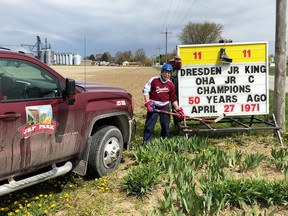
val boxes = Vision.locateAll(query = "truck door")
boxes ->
[0,58,84,179]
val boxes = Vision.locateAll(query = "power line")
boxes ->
[156,0,198,62]
[169,0,198,33]
[167,0,189,31]
[156,0,174,52]
[161,28,172,63]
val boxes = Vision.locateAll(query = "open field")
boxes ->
[51,65,159,115]
[1,66,287,215]
[51,66,288,215]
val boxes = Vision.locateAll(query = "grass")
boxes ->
[0,66,287,215]
[269,66,288,76]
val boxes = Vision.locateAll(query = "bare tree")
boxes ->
[178,21,223,44]
[134,48,146,65]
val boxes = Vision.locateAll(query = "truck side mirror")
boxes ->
[66,78,76,105]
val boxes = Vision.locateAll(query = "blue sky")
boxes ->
[0,0,281,58]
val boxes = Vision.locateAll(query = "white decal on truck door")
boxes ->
[18,105,58,139]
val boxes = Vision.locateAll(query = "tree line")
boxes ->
[84,21,226,66]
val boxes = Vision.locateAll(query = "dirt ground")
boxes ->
[52,65,163,215]
[51,65,158,115]
[51,65,287,215]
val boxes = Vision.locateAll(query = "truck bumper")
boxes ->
[127,117,136,151]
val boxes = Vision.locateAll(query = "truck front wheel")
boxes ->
[88,126,123,177]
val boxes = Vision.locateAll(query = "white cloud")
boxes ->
[0,0,283,57]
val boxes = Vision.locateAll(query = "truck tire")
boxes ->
[88,125,123,177]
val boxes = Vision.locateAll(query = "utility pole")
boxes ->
[274,0,286,134]
[156,47,162,65]
[161,28,172,63]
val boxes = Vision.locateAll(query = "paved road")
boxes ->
[269,76,288,92]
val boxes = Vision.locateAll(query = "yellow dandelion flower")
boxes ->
[38,203,42,207]
[8,212,13,216]
[35,196,39,200]
[39,194,43,197]
[26,203,31,208]
[50,203,56,208]
[44,209,49,214]
[1,207,9,212]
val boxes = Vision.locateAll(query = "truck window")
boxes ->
[0,59,61,101]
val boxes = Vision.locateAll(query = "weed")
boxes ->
[239,153,267,172]
[120,163,161,197]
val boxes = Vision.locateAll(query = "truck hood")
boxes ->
[75,80,127,93]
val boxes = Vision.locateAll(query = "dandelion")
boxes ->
[38,203,42,207]
[1,207,9,212]
[26,203,31,208]
[50,203,56,208]
[43,209,49,214]
[66,204,74,209]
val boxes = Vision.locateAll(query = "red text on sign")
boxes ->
[188,96,200,104]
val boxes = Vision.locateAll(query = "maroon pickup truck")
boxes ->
[0,49,136,196]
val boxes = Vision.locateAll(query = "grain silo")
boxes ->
[73,54,81,65]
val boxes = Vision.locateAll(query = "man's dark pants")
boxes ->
[143,105,170,143]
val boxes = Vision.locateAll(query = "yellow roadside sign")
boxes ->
[177,41,269,117]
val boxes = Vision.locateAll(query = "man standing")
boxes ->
[143,60,184,143]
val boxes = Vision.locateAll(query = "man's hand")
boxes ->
[175,107,185,120]
[169,56,182,71]
[145,100,156,113]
